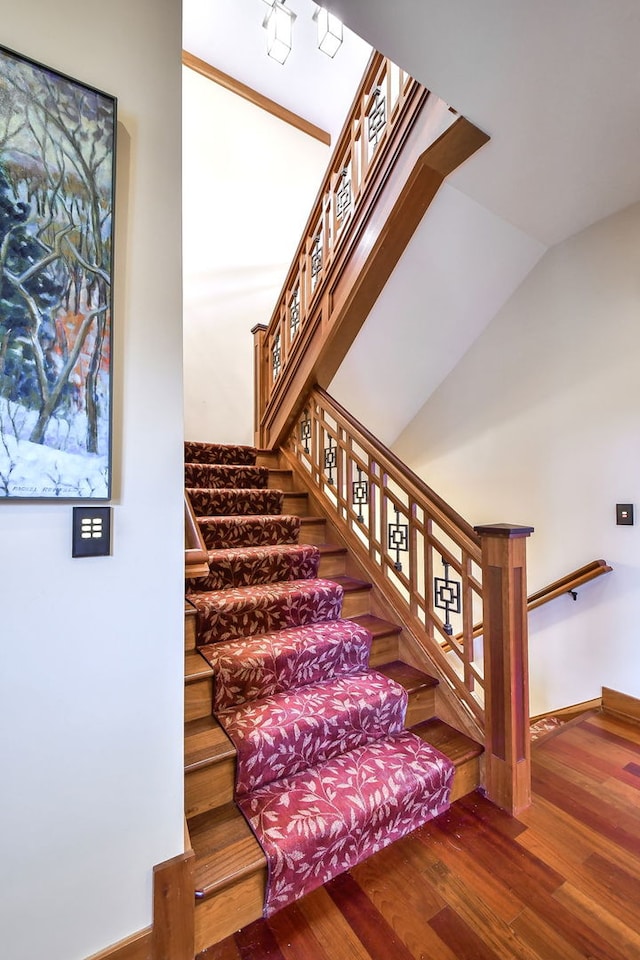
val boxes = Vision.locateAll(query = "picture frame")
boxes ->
[0,44,116,499]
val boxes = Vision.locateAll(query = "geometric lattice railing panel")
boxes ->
[256,52,450,417]
[288,386,485,723]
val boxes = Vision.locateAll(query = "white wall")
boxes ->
[182,67,330,445]
[394,201,640,715]
[330,182,545,445]
[0,4,184,960]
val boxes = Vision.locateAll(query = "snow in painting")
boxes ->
[0,47,114,498]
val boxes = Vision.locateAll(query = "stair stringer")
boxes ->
[279,445,485,751]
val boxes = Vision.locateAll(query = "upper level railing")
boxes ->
[253,53,488,449]
[259,53,426,408]
[284,386,535,814]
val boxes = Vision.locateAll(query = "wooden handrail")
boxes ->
[527,558,612,611]
[185,491,209,578]
[449,558,613,644]
[314,386,480,547]
[254,51,489,448]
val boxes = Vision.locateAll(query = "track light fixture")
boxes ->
[262,0,296,65]
[261,2,344,64]
[314,6,343,58]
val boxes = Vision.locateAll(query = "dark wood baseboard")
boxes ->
[602,686,640,723]
[530,696,601,724]
[85,929,151,960]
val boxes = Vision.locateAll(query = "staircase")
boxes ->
[184,441,483,951]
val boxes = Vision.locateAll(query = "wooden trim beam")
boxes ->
[182,51,331,146]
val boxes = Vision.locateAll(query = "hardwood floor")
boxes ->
[198,710,640,960]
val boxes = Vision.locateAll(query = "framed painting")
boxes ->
[0,44,116,499]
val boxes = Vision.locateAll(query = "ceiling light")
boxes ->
[314,6,343,58]
[262,1,296,65]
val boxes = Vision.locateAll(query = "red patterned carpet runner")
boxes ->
[185,441,455,916]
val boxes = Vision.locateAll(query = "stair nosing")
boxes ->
[194,849,266,899]
[185,717,236,771]
[185,651,214,684]
[410,717,484,764]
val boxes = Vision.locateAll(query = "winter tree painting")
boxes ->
[0,45,115,498]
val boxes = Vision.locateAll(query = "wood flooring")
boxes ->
[198,709,640,960]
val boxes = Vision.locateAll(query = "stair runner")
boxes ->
[185,441,455,917]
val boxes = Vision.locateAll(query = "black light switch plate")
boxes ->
[72,506,112,557]
[616,503,634,526]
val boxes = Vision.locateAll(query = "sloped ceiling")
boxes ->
[326,0,640,441]
[328,0,640,247]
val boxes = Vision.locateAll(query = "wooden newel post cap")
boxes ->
[251,323,268,336]
[474,523,534,538]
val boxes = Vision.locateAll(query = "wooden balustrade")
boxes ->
[254,52,489,449]
[286,388,535,813]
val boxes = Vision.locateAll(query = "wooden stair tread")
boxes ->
[411,717,484,766]
[185,650,214,684]
[190,802,266,898]
[185,716,235,771]
[329,575,373,593]
[351,614,402,640]
[377,659,438,693]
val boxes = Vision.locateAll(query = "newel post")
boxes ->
[474,522,534,815]
[251,323,268,448]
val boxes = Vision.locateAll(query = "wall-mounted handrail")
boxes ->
[448,558,613,645]
[185,491,209,578]
[286,386,534,813]
[527,559,612,610]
